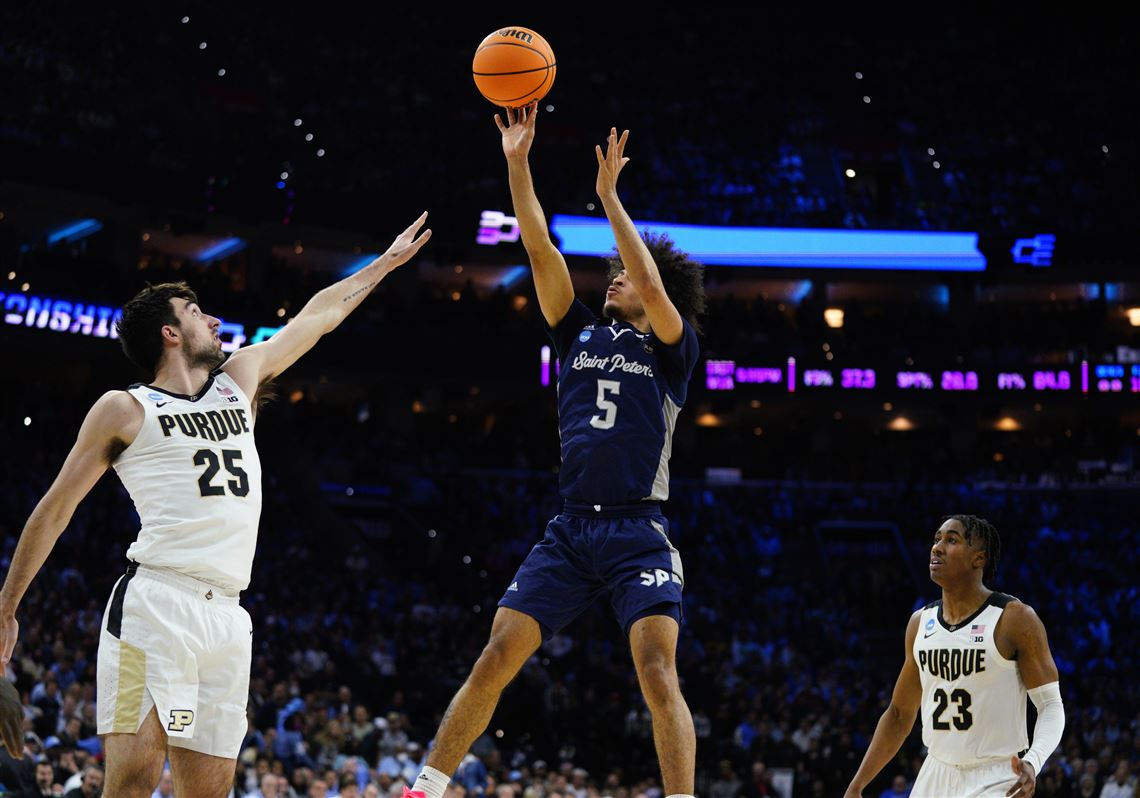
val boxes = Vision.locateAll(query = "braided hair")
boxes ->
[944,514,1001,583]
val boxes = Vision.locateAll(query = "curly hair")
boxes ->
[605,232,707,333]
[116,282,198,377]
[943,514,1002,583]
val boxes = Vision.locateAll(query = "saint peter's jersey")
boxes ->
[914,592,1029,765]
[548,299,700,505]
[113,369,262,591]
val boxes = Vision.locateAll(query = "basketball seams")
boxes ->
[474,40,552,64]
[473,64,558,77]
[499,67,553,104]
[478,78,551,103]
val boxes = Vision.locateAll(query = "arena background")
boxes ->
[0,9,1136,798]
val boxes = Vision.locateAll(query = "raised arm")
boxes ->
[222,212,431,397]
[844,611,924,798]
[594,128,684,345]
[494,102,574,328]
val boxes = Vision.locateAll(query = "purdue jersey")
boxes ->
[914,592,1028,765]
[548,299,700,505]
[113,370,262,591]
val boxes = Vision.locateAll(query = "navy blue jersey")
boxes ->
[547,299,700,505]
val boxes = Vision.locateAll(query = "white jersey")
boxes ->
[113,370,262,591]
[914,592,1028,765]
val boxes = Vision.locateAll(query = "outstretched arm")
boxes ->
[595,128,684,345]
[495,103,575,328]
[222,213,431,397]
[844,612,924,798]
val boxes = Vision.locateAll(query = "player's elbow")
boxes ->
[519,223,554,246]
[317,305,347,333]
[28,494,75,540]
[885,700,918,729]
[525,240,561,268]
[638,281,670,312]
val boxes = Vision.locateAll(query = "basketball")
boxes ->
[472,27,556,108]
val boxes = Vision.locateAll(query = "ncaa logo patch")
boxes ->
[147,393,165,403]
[578,330,592,343]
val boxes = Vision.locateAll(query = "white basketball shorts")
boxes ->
[97,562,252,759]
[912,754,1020,798]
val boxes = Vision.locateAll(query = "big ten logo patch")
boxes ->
[640,568,682,588]
[168,710,195,732]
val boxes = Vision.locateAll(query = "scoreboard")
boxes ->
[703,359,1140,396]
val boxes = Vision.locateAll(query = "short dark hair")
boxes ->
[606,232,707,332]
[116,282,198,377]
[944,514,1001,583]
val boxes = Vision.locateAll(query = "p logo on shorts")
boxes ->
[168,709,195,732]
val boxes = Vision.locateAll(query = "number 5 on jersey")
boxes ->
[590,379,621,430]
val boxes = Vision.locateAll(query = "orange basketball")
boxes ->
[472,27,556,108]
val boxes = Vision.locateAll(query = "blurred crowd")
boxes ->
[0,10,1132,235]
[0,424,1136,796]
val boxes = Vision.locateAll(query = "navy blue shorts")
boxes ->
[497,503,684,640]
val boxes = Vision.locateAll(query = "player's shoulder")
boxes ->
[555,298,598,328]
[93,389,144,418]
[904,607,926,635]
[81,390,144,441]
[992,593,1048,638]
[921,598,942,611]
[902,608,927,652]
[989,591,1021,610]
[993,593,1039,622]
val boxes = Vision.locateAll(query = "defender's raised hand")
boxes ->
[595,127,630,200]
[379,211,432,271]
[495,101,539,161]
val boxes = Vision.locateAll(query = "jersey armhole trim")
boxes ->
[989,603,1021,669]
[989,591,1018,608]
[113,390,149,461]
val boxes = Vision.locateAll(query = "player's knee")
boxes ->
[636,658,680,708]
[104,737,165,797]
[105,764,162,798]
[471,636,525,689]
